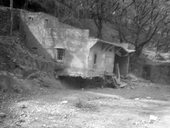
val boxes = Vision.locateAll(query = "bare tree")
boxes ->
[78,0,120,39]
[154,20,170,53]
[10,0,13,35]
[113,0,168,56]
[26,0,169,55]
[51,0,120,39]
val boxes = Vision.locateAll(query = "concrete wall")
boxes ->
[142,65,170,84]
[131,58,170,85]
[20,11,93,77]
[20,16,52,61]
[21,11,129,78]
[88,41,115,76]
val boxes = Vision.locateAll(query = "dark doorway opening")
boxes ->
[114,53,129,77]
[142,65,151,80]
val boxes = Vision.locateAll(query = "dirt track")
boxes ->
[1,83,170,128]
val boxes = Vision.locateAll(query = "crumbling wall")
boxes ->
[150,65,170,84]
[20,11,92,77]
[88,42,115,76]
[19,15,53,61]
[131,58,170,85]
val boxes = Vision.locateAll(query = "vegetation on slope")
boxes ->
[1,0,170,55]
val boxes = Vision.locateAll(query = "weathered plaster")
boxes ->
[20,11,133,78]
[20,11,92,77]
[88,41,115,76]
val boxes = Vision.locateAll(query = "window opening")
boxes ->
[94,53,97,64]
[45,19,48,23]
[57,48,65,61]
[28,17,33,21]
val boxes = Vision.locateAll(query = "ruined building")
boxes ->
[20,11,135,78]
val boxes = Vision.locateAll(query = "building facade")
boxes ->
[20,11,134,78]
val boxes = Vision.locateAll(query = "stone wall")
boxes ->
[131,58,170,85]
[150,65,170,84]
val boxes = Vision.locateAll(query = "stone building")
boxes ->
[20,11,134,78]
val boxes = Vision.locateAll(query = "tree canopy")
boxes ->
[1,0,170,55]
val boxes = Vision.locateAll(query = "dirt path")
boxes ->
[1,85,170,128]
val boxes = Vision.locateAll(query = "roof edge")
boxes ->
[98,39,135,53]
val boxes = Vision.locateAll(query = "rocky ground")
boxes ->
[1,76,170,128]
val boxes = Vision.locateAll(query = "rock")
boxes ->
[134,98,140,101]
[120,83,127,88]
[20,104,27,109]
[15,123,21,127]
[149,115,158,123]
[61,101,68,104]
[0,112,6,118]
[130,86,135,89]
[19,119,25,123]
[20,113,27,117]
[42,124,47,127]
[15,119,25,126]
[146,97,151,99]
[0,119,3,123]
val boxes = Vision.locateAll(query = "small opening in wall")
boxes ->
[28,17,33,21]
[56,48,65,61]
[32,47,38,50]
[45,19,48,23]
[94,53,97,64]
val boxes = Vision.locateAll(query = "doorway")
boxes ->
[114,54,129,77]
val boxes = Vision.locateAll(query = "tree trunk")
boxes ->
[135,46,143,56]
[10,0,13,36]
[96,19,103,39]
[118,29,123,43]
[23,0,28,9]
[97,24,102,39]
